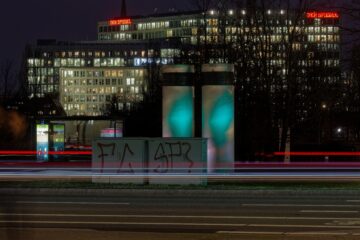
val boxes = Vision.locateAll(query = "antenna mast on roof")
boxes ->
[121,0,127,18]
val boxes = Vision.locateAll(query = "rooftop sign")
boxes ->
[108,18,132,26]
[306,12,339,19]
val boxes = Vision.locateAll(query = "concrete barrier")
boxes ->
[92,138,207,185]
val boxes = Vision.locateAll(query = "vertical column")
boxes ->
[202,64,235,173]
[162,65,195,138]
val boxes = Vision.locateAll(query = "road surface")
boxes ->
[1,189,360,239]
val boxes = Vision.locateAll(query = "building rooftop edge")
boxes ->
[100,9,340,22]
[32,38,182,47]
[101,10,203,22]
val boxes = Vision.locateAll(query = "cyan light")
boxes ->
[168,91,193,137]
[209,91,234,147]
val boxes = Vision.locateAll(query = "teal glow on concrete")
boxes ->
[168,92,193,137]
[209,91,234,147]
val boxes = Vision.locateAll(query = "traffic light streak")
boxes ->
[0,151,91,155]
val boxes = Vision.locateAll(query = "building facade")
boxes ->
[98,10,340,48]
[25,40,182,116]
[60,67,146,116]
[25,4,341,117]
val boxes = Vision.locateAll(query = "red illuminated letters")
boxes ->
[108,19,132,26]
[306,12,339,19]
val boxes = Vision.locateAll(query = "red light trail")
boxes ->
[0,151,91,156]
[274,152,360,156]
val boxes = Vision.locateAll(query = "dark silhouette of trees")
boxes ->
[0,60,15,102]
[210,0,338,160]
[183,0,341,161]
[222,0,313,160]
[106,41,164,137]
[123,62,162,137]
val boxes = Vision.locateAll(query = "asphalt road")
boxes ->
[1,190,360,239]
[3,169,360,183]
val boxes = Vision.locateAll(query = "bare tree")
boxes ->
[0,60,14,102]
[332,0,360,33]
[181,0,340,160]
[220,0,339,160]
[188,0,214,12]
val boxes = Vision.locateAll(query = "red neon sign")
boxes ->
[306,12,339,19]
[108,18,132,26]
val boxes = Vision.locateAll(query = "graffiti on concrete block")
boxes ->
[94,138,206,176]
[97,143,116,173]
[153,141,194,173]
[94,140,144,174]
[118,143,135,174]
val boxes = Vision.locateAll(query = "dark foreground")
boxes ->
[0,188,360,239]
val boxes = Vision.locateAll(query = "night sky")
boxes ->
[0,0,355,63]
[0,0,189,62]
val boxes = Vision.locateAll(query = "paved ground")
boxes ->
[1,189,360,239]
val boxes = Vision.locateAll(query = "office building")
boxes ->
[25,0,340,117]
